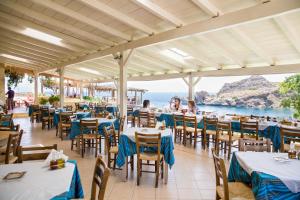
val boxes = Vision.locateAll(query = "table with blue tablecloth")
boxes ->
[69,118,119,139]
[0,160,84,200]
[106,106,118,115]
[53,111,91,127]
[228,152,300,200]
[116,127,175,183]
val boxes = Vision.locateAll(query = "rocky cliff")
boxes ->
[195,75,284,108]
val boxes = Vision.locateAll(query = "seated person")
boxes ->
[139,100,150,126]
[187,100,198,114]
[170,97,182,112]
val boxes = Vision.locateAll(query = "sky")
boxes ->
[128,73,294,93]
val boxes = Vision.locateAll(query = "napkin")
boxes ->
[43,149,68,167]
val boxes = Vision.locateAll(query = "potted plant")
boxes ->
[48,95,60,107]
[5,69,24,87]
[39,97,49,105]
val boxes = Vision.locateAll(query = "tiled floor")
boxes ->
[13,117,231,200]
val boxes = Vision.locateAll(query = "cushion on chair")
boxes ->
[216,182,255,200]
[109,146,118,154]
[175,126,183,130]
[205,130,216,135]
[139,152,163,161]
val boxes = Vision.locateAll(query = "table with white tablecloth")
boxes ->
[228,152,300,200]
[0,160,83,200]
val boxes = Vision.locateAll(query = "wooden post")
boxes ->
[58,67,65,107]
[0,63,5,106]
[80,81,83,100]
[183,74,202,101]
[34,72,39,104]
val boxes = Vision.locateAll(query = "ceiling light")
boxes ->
[78,67,101,75]
[0,54,29,63]
[169,48,189,57]
[22,28,62,45]
[160,49,185,63]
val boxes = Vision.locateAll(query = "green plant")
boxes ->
[5,69,24,87]
[48,95,60,104]
[39,97,48,105]
[280,74,300,119]
[83,96,92,101]
[42,76,57,94]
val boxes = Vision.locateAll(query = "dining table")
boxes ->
[116,127,175,183]
[228,151,300,200]
[0,160,84,200]
[53,111,91,127]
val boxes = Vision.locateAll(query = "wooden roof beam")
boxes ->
[42,0,300,71]
[79,0,155,34]
[191,0,223,16]
[31,0,130,41]
[132,0,184,27]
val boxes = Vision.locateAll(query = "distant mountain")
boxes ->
[195,75,285,108]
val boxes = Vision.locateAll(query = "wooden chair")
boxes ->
[240,120,259,140]
[138,111,148,127]
[173,114,184,143]
[216,121,239,159]
[103,124,118,170]
[239,139,271,152]
[127,106,134,125]
[203,117,218,149]
[75,103,80,111]
[30,105,40,123]
[183,115,202,148]
[135,132,164,188]
[79,119,101,158]
[280,126,300,152]
[211,149,255,200]
[64,105,73,111]
[90,156,110,200]
[0,130,23,164]
[0,113,14,131]
[59,112,73,140]
[147,112,156,128]
[117,115,126,143]
[18,144,57,162]
[41,107,54,129]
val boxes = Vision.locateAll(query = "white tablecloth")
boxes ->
[122,127,172,142]
[0,161,75,200]
[236,152,300,193]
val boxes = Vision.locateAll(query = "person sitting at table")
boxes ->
[187,100,197,114]
[170,97,182,112]
[139,100,150,126]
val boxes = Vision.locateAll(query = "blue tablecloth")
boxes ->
[116,134,175,168]
[78,104,89,110]
[106,106,118,115]
[51,160,84,200]
[53,112,91,127]
[69,118,119,139]
[228,153,300,200]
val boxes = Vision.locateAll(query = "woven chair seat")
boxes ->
[140,152,163,161]
[216,182,254,200]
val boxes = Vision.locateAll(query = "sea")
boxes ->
[141,92,293,119]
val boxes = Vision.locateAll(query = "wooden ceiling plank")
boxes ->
[79,0,155,34]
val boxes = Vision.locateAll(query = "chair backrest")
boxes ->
[173,114,184,129]
[147,112,156,128]
[5,131,23,164]
[64,105,73,111]
[204,117,218,131]
[280,126,300,152]
[127,106,133,114]
[18,144,57,162]
[31,105,40,113]
[75,103,80,110]
[183,115,197,131]
[138,111,148,127]
[216,121,232,139]
[80,119,99,134]
[239,139,271,152]
[135,132,161,161]
[118,115,126,134]
[0,113,13,127]
[91,156,110,200]
[211,148,229,200]
[240,120,258,140]
[41,107,51,117]
[103,124,118,152]
[59,112,73,124]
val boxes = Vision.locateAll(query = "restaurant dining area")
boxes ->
[1,0,300,200]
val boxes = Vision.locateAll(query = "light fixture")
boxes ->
[78,67,101,75]
[160,48,193,63]
[169,48,189,57]
[0,54,30,63]
[22,28,62,45]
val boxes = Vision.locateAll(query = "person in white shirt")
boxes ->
[139,100,150,127]
[170,97,182,112]
[187,100,198,114]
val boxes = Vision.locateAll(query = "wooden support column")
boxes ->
[183,74,202,100]
[34,71,39,104]
[0,63,5,106]
[113,79,119,105]
[117,49,134,121]
[134,90,137,105]
[58,67,65,107]
[80,81,83,100]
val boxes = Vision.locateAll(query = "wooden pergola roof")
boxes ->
[0,0,300,82]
